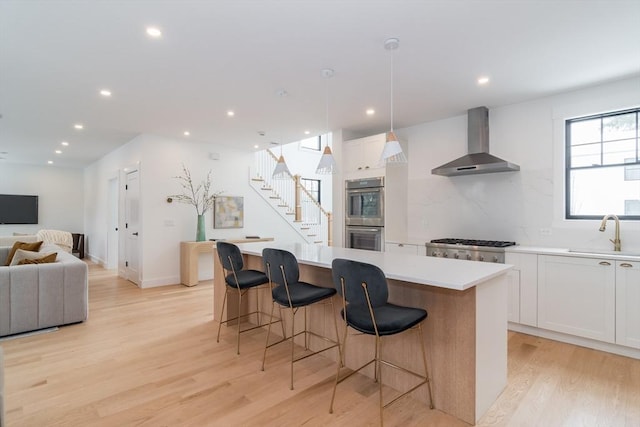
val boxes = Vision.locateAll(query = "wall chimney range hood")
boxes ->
[431,106,520,177]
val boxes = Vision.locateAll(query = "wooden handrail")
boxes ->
[263,148,332,245]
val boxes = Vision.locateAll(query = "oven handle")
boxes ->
[347,227,381,233]
[347,187,383,194]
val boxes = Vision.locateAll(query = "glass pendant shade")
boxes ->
[272,154,291,179]
[380,131,407,164]
[316,145,338,174]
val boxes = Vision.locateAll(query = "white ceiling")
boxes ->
[1,0,639,169]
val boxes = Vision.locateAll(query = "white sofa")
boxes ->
[0,244,88,337]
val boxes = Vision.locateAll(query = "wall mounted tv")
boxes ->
[0,194,39,224]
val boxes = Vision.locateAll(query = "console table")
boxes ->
[180,238,273,286]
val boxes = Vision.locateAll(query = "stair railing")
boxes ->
[252,149,333,246]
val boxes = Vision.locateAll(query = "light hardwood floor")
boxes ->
[2,262,639,426]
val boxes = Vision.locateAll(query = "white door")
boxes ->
[107,177,119,269]
[124,169,140,285]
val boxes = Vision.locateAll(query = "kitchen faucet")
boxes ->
[599,214,621,251]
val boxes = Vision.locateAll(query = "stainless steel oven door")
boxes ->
[345,186,384,227]
[345,226,384,252]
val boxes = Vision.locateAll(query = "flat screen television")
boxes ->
[0,194,39,224]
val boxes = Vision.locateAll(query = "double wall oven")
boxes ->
[345,177,384,251]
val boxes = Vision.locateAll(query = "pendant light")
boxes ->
[379,37,407,164]
[316,68,338,174]
[272,89,292,179]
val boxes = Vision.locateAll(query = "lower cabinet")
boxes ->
[506,270,520,323]
[616,260,640,349]
[538,255,616,343]
[385,242,425,256]
[505,252,538,326]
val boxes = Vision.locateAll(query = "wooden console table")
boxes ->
[180,238,273,286]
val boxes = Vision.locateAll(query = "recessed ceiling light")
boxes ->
[74,124,83,130]
[55,150,62,154]
[146,27,162,38]
[61,141,69,146]
[366,109,375,116]
[304,130,310,135]
[100,89,112,97]
[477,76,490,85]
[227,110,235,117]
[254,144,259,149]
[47,160,53,164]
[183,131,190,136]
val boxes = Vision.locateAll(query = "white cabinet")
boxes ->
[343,134,385,177]
[538,255,615,343]
[385,242,425,256]
[505,252,538,326]
[616,260,640,349]
[506,270,520,323]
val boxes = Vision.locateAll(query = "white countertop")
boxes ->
[506,245,640,261]
[236,241,512,291]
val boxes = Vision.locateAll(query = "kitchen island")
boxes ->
[213,242,512,425]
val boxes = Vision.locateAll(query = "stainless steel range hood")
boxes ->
[431,106,520,176]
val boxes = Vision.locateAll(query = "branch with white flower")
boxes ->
[168,164,223,215]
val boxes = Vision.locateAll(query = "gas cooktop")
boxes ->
[429,238,516,248]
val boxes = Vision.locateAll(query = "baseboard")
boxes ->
[140,275,182,288]
[508,322,640,360]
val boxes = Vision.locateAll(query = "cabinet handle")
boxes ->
[620,263,633,268]
[398,244,404,247]
[599,261,611,266]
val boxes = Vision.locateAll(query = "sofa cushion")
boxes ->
[16,251,58,265]
[4,241,43,266]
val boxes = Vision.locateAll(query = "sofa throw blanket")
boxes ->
[36,229,73,253]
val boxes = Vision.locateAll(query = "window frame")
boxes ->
[300,177,321,204]
[565,107,640,220]
[298,135,321,151]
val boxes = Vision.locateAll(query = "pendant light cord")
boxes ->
[325,74,329,146]
[390,45,394,132]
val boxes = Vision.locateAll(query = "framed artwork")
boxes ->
[214,196,244,229]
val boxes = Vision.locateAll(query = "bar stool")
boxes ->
[216,241,280,355]
[261,248,341,390]
[329,258,434,426]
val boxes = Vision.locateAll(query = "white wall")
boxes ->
[398,76,640,253]
[0,163,84,235]
[84,134,305,287]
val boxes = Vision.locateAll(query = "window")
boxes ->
[300,178,321,204]
[566,108,640,219]
[298,135,321,151]
[300,178,321,224]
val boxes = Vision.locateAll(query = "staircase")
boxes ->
[250,149,332,246]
